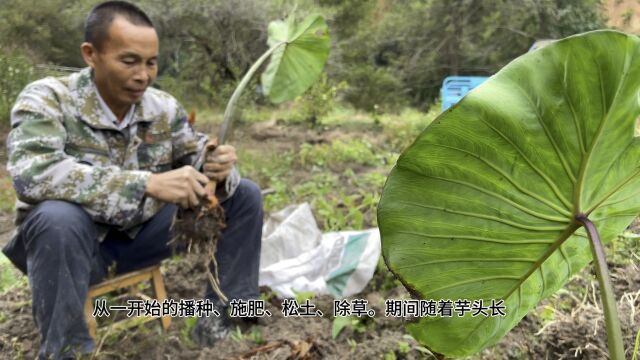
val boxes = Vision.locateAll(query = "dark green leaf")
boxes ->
[378,30,640,357]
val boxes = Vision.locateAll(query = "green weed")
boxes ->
[331,315,371,339]
[537,304,555,324]
[262,177,295,214]
[287,74,348,126]
[298,139,381,171]
[229,326,265,345]
[292,290,315,304]
[259,289,277,303]
[229,325,244,343]
[397,340,410,354]
[610,231,640,265]
[347,338,357,353]
[236,148,295,186]
[246,327,265,345]
[384,351,397,360]
[259,168,381,231]
[180,317,198,346]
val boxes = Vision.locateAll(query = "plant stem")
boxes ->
[575,214,625,360]
[633,327,640,360]
[218,41,286,144]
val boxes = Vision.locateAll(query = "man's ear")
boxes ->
[80,42,97,68]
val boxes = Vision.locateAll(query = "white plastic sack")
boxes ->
[259,203,381,298]
[260,203,321,268]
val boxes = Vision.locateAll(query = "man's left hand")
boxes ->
[203,141,237,182]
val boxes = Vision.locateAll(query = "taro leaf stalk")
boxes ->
[377,30,640,359]
[173,14,329,303]
[576,214,625,358]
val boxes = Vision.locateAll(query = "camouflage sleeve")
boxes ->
[6,81,151,227]
[171,104,240,202]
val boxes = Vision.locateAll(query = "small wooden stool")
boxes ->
[83,265,171,338]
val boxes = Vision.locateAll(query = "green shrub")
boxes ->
[288,74,348,125]
[340,65,405,112]
[0,50,35,129]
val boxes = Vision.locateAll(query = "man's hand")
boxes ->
[203,141,237,182]
[145,165,209,209]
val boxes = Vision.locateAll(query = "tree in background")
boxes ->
[0,0,606,115]
[328,0,605,110]
[0,0,88,66]
[141,0,274,105]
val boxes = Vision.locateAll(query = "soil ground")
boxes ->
[0,121,638,360]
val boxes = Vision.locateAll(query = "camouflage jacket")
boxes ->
[6,67,239,242]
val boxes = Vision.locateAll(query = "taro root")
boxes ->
[172,137,228,303]
[171,13,329,305]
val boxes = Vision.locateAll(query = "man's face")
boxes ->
[84,16,159,111]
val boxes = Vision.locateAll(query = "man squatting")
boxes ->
[2,1,263,358]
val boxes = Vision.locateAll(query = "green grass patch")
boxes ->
[261,171,380,231]
[241,105,301,125]
[179,317,198,347]
[0,176,16,212]
[609,230,640,265]
[236,148,295,186]
[299,139,382,171]
[318,105,374,127]
[233,103,441,231]
[0,252,23,292]
[318,104,439,146]
[379,106,440,152]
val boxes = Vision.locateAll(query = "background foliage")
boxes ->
[0,0,606,127]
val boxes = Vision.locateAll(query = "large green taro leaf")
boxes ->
[377,30,640,357]
[261,14,329,104]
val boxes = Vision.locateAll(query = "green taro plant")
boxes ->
[377,30,640,359]
[173,13,329,302]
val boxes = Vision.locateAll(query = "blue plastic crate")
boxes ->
[440,76,489,111]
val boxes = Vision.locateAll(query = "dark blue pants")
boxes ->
[10,179,262,359]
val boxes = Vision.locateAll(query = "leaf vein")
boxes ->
[421,174,570,220]
[563,55,587,155]
[395,258,537,270]
[396,231,554,245]
[510,81,577,204]
[426,143,569,216]
[427,276,521,295]
[575,50,632,212]
[401,201,566,232]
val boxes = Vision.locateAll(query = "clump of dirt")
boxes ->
[172,201,227,302]
[0,284,39,359]
[535,264,639,360]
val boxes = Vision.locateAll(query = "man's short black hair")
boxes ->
[85,1,154,50]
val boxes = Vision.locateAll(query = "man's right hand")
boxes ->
[145,166,209,209]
